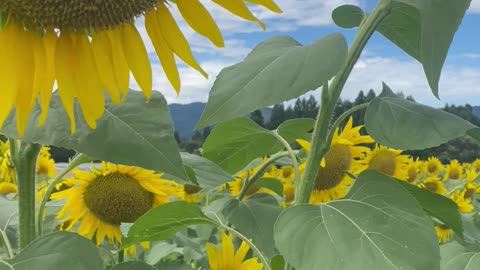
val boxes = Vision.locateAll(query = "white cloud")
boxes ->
[461,53,480,59]
[469,0,480,13]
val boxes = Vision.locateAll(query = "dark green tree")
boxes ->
[250,109,265,127]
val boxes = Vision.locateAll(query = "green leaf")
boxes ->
[396,181,462,238]
[382,0,471,96]
[8,232,103,270]
[197,33,347,129]
[0,261,14,270]
[146,242,183,265]
[276,118,314,145]
[441,241,480,270]
[270,255,285,270]
[154,261,195,270]
[1,91,187,180]
[181,152,233,189]
[467,128,480,145]
[112,262,155,270]
[203,118,281,174]
[123,201,216,247]
[255,178,284,197]
[223,194,282,258]
[365,83,477,150]
[332,5,365,28]
[274,170,440,270]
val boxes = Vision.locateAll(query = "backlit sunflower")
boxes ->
[424,157,444,176]
[297,117,374,204]
[206,232,263,270]
[50,162,181,246]
[444,160,464,180]
[434,225,453,243]
[450,189,474,214]
[365,144,410,181]
[418,176,447,195]
[0,0,282,135]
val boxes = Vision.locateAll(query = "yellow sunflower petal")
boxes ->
[0,23,17,128]
[234,242,250,267]
[120,24,152,100]
[176,0,224,47]
[38,30,57,126]
[296,139,311,152]
[206,243,221,270]
[212,0,266,29]
[145,11,181,93]
[156,4,208,78]
[246,0,283,12]
[106,29,130,97]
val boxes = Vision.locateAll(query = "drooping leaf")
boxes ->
[397,181,462,238]
[332,5,365,28]
[123,202,216,247]
[197,33,347,129]
[112,262,155,270]
[441,241,480,270]
[274,170,440,270]
[223,194,282,258]
[365,83,477,150]
[276,118,315,145]
[203,118,281,174]
[1,91,187,180]
[8,232,103,270]
[181,152,233,189]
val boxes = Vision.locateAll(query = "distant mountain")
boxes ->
[473,106,480,117]
[168,103,272,139]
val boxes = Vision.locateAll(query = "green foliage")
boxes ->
[196,33,348,129]
[441,242,480,269]
[7,232,103,270]
[112,262,155,270]
[250,109,265,127]
[1,91,187,180]
[332,5,365,28]
[365,83,477,150]
[276,118,314,145]
[123,202,216,247]
[223,194,282,258]
[180,152,233,189]
[274,171,440,270]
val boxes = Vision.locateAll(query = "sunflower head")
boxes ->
[366,144,410,180]
[434,225,453,243]
[424,157,444,176]
[444,160,464,180]
[206,232,262,270]
[450,189,474,214]
[418,176,447,195]
[406,157,423,183]
[51,162,181,245]
[472,159,480,173]
[36,147,56,178]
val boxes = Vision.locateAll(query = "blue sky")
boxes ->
[133,0,480,107]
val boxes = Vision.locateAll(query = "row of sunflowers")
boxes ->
[0,117,478,268]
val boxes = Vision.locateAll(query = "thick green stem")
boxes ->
[238,152,290,200]
[294,0,392,205]
[37,153,94,235]
[12,142,41,249]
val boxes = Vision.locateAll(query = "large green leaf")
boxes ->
[112,262,155,270]
[123,202,215,247]
[441,242,480,270]
[332,4,365,28]
[8,232,103,270]
[146,242,183,265]
[276,118,314,145]
[196,33,347,129]
[1,91,187,180]
[365,83,477,150]
[274,170,439,270]
[181,153,233,189]
[397,181,462,238]
[203,118,281,174]
[223,194,282,258]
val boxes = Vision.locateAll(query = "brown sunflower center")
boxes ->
[0,0,162,30]
[184,184,201,195]
[36,164,50,176]
[407,166,418,183]
[83,172,154,225]
[369,151,396,176]
[282,167,293,179]
[427,162,438,174]
[423,182,439,193]
[314,144,351,191]
[449,169,460,180]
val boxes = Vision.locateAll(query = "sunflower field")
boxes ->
[0,0,479,269]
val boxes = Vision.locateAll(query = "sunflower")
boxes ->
[0,1,282,135]
[206,232,263,270]
[444,160,464,180]
[297,117,374,204]
[124,242,150,257]
[424,157,444,176]
[450,189,474,214]
[434,225,453,243]
[365,144,410,181]
[36,178,77,203]
[472,159,480,173]
[418,176,448,195]
[0,151,15,183]
[227,159,277,199]
[36,147,56,178]
[0,182,17,196]
[466,169,479,183]
[181,184,204,203]
[50,162,181,246]
[406,157,423,183]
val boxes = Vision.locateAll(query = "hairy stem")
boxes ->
[294,0,392,204]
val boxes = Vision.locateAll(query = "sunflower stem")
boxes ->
[12,141,41,249]
[293,0,392,205]
[237,152,290,201]
[37,153,94,236]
